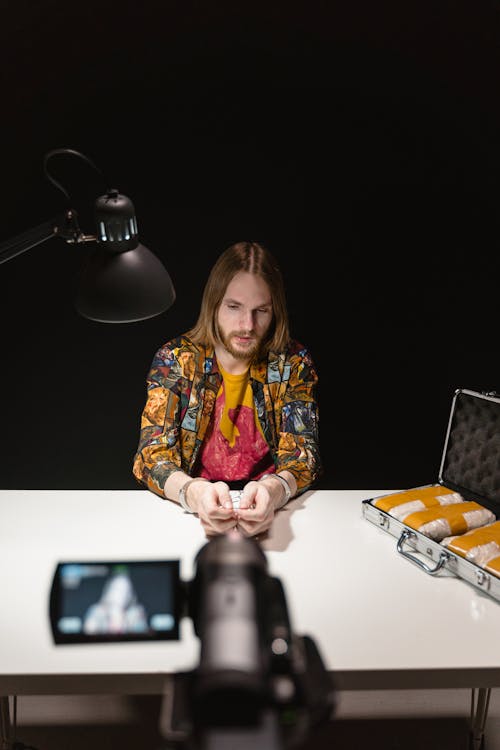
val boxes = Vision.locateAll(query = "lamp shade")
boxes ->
[75,242,176,323]
[75,190,176,323]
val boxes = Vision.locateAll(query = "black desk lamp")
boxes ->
[0,148,176,323]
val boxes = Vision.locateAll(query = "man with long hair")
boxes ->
[133,241,321,537]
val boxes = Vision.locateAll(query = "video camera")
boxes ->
[161,530,335,749]
[50,530,335,749]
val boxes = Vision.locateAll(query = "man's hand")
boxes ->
[234,480,276,537]
[188,480,240,537]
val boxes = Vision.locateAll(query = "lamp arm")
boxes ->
[0,210,97,266]
[0,218,59,265]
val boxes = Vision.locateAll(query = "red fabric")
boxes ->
[198,388,273,481]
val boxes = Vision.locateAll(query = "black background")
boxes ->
[0,0,499,492]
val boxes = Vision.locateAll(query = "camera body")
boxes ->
[161,530,335,749]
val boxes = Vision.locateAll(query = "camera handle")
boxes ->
[159,672,285,750]
[158,634,335,749]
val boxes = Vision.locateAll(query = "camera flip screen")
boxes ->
[49,560,181,644]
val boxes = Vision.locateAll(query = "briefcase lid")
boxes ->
[439,388,500,508]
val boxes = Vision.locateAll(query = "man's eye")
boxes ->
[227,304,239,310]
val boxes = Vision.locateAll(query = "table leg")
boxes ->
[470,687,491,750]
[0,696,12,750]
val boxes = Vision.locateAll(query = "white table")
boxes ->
[1,489,499,744]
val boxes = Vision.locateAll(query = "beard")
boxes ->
[220,330,262,361]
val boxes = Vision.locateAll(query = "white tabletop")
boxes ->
[1,489,500,695]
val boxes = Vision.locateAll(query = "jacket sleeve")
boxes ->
[274,345,322,494]
[132,345,187,497]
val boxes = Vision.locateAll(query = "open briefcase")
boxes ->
[362,388,500,602]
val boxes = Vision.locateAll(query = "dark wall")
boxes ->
[1,1,499,492]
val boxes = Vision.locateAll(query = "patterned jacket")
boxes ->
[132,335,322,497]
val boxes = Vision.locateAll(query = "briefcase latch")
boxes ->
[475,569,490,590]
[378,512,389,528]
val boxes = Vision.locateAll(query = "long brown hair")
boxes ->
[187,241,290,354]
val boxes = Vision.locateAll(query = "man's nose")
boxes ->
[239,309,255,330]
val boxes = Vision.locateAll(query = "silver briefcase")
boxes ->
[362,388,500,602]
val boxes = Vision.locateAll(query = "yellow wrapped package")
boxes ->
[400,502,495,541]
[373,485,464,520]
[373,486,495,540]
[441,520,500,577]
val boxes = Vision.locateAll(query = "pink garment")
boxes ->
[198,390,273,481]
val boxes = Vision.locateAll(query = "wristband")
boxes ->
[259,473,292,507]
[178,477,209,513]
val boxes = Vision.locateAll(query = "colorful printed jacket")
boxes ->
[132,335,322,497]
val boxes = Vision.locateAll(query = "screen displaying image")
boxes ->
[49,560,181,644]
